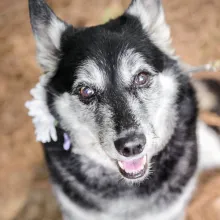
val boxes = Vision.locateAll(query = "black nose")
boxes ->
[114,133,146,157]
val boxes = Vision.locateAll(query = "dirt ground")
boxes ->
[0,0,220,220]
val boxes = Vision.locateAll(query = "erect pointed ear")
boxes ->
[29,0,69,72]
[126,0,174,57]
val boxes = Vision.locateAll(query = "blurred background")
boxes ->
[0,0,220,219]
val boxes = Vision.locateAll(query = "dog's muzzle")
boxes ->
[114,133,147,179]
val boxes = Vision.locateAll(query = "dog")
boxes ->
[28,0,220,219]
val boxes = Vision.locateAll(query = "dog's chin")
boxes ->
[116,155,148,183]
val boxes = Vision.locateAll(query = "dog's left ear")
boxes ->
[29,0,69,73]
[126,0,174,56]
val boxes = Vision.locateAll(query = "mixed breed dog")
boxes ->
[27,0,220,219]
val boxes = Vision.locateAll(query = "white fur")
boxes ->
[34,16,67,73]
[54,92,116,170]
[151,70,178,153]
[118,48,178,163]
[136,69,178,160]
[53,176,196,220]
[127,0,175,57]
[197,120,220,170]
[49,18,66,50]
[118,49,157,85]
[74,60,106,89]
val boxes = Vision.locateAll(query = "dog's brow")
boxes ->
[74,60,106,89]
[118,49,156,85]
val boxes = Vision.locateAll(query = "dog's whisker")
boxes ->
[44,86,60,98]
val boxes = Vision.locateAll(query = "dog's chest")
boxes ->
[53,176,196,220]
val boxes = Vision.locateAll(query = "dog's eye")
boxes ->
[79,87,94,98]
[134,72,150,87]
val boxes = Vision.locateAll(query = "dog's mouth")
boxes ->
[117,155,147,179]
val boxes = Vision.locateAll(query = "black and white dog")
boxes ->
[28,0,220,219]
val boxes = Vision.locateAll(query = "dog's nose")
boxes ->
[114,133,146,157]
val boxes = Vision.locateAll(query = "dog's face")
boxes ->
[29,0,180,182]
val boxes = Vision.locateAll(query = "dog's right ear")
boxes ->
[126,0,174,57]
[29,0,69,72]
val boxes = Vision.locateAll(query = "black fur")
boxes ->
[29,0,199,218]
[44,86,197,211]
[44,62,198,212]
[47,14,166,134]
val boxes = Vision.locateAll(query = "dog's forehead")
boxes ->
[58,15,165,89]
[74,48,156,88]
[70,39,159,86]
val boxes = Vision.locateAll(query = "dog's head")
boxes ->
[29,0,182,182]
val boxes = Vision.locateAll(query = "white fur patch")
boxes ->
[34,16,67,73]
[54,93,115,169]
[53,176,196,220]
[197,120,220,170]
[118,48,157,85]
[152,71,178,149]
[74,60,106,89]
[49,17,67,50]
[144,69,178,159]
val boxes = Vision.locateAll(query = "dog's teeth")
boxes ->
[140,156,146,170]
[143,156,147,165]
[118,161,124,170]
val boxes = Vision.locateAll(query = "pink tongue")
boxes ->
[121,157,145,173]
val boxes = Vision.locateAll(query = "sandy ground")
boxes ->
[0,0,220,219]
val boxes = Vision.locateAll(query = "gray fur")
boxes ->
[28,0,220,220]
